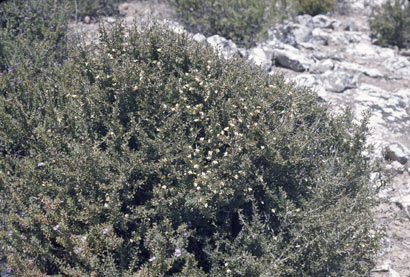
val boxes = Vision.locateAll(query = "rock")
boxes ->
[327,31,350,45]
[282,23,312,45]
[206,35,239,59]
[298,42,316,50]
[321,71,359,93]
[329,52,345,61]
[372,259,392,272]
[399,48,410,57]
[347,42,379,57]
[378,47,396,59]
[344,20,359,31]
[311,28,331,45]
[192,33,206,43]
[247,47,273,71]
[310,59,334,74]
[103,17,116,24]
[391,192,410,220]
[313,51,328,60]
[83,16,91,24]
[383,56,410,80]
[312,15,337,29]
[390,161,406,174]
[338,61,383,78]
[237,47,247,58]
[343,31,364,43]
[291,74,319,89]
[385,143,410,165]
[295,14,313,27]
[273,45,313,72]
[389,268,401,277]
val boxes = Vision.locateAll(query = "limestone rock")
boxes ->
[192,33,206,43]
[206,35,239,59]
[282,23,312,46]
[247,47,273,71]
[83,16,91,24]
[312,14,338,29]
[338,61,383,78]
[347,42,379,57]
[321,71,359,93]
[385,143,410,165]
[310,59,334,74]
[273,45,313,72]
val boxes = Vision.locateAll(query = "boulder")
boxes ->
[291,74,318,89]
[399,48,410,57]
[192,33,206,43]
[273,45,313,72]
[296,14,313,27]
[247,47,273,71]
[343,20,359,31]
[383,56,410,80]
[385,143,410,165]
[343,31,363,43]
[312,14,338,29]
[321,71,359,93]
[206,35,239,59]
[311,28,331,45]
[378,47,396,59]
[281,23,312,45]
[298,42,316,50]
[83,16,91,24]
[310,59,334,74]
[346,42,378,57]
[338,61,383,78]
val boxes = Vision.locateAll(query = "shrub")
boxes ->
[369,0,410,49]
[0,19,386,276]
[296,0,335,15]
[0,0,71,72]
[168,0,276,48]
[69,0,124,21]
[0,0,129,73]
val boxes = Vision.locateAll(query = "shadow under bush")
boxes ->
[0,21,385,276]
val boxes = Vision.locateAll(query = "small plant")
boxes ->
[369,0,410,49]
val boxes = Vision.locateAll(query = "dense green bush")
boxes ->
[295,0,335,15]
[69,0,124,21]
[0,0,128,73]
[369,0,410,49]
[0,0,71,72]
[1,19,385,275]
[168,0,276,48]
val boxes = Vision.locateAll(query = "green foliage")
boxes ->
[1,18,386,276]
[369,0,410,49]
[168,0,340,48]
[296,0,335,15]
[0,0,128,73]
[0,0,71,72]
[69,0,124,21]
[168,0,278,48]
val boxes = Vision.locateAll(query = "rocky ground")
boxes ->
[66,1,410,276]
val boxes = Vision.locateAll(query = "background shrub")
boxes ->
[295,0,335,15]
[369,0,410,49]
[168,0,277,48]
[1,19,385,276]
